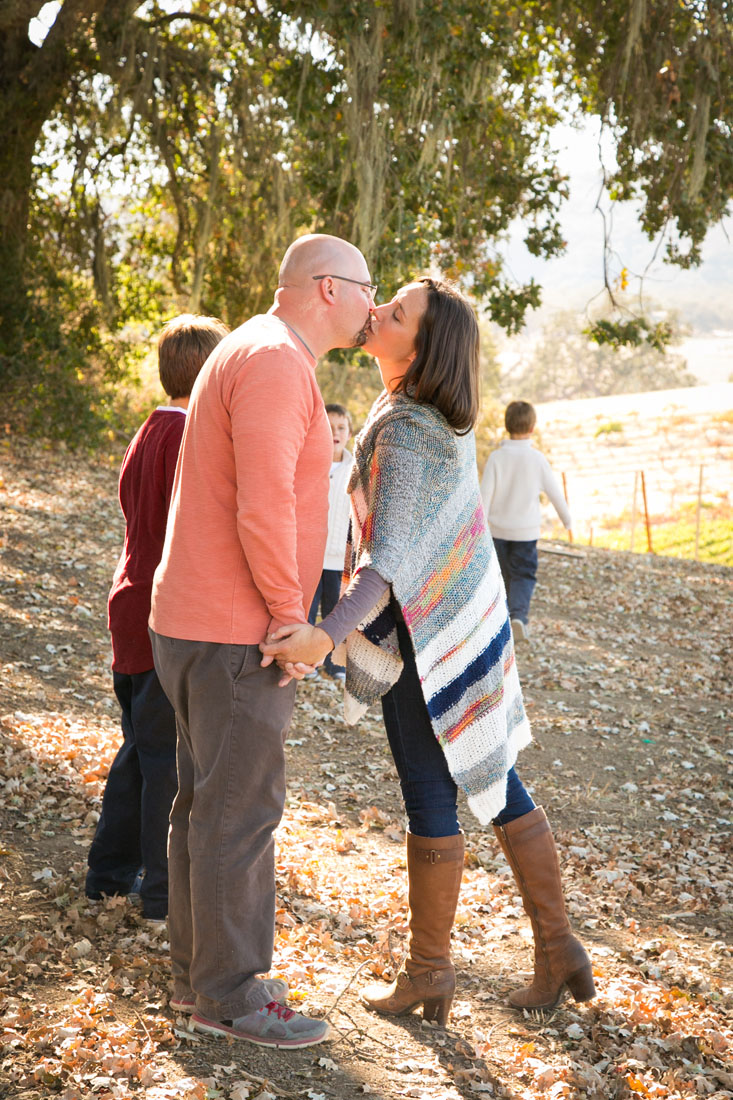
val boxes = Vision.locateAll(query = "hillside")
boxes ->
[0,443,732,1100]
[532,383,733,555]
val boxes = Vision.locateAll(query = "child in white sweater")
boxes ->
[480,400,571,641]
[307,403,355,680]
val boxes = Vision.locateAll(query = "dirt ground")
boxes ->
[1,442,732,1100]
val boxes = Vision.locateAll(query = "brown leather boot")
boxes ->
[361,831,464,1025]
[494,806,596,1010]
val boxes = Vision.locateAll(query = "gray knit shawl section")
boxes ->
[339,391,531,824]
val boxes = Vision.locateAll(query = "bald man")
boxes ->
[149,235,375,1047]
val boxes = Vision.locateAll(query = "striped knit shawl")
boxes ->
[339,390,531,824]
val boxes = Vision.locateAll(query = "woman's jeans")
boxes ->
[381,620,535,837]
[492,538,538,625]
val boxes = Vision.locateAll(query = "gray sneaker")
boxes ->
[171,977,288,1015]
[192,1000,330,1048]
[511,618,530,642]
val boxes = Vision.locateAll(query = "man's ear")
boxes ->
[317,276,337,304]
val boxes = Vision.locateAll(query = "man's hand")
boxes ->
[259,622,315,686]
[260,623,334,683]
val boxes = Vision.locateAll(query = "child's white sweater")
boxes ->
[480,438,571,541]
[323,448,355,570]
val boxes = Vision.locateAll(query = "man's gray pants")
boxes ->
[150,631,296,1021]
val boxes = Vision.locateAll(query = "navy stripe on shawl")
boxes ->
[427,618,512,721]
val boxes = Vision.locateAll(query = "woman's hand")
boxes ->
[260,623,335,686]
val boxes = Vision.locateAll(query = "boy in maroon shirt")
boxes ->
[86,314,229,920]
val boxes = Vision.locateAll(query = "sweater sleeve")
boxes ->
[540,455,572,530]
[319,567,390,647]
[479,454,496,517]
[229,350,316,625]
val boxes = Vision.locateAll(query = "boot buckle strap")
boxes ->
[413,846,463,864]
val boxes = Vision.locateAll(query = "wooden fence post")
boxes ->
[630,471,639,553]
[694,465,704,560]
[640,470,653,553]
[562,471,573,543]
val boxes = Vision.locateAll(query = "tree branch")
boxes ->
[137,12,217,29]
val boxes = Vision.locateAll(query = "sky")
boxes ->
[28,2,60,45]
[498,120,732,385]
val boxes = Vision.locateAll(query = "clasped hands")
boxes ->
[259,623,335,686]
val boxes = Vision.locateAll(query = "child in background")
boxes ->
[480,399,572,642]
[307,403,355,682]
[86,313,229,920]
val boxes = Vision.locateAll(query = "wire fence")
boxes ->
[542,444,733,563]
[530,386,733,565]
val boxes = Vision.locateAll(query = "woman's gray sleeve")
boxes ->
[318,567,390,647]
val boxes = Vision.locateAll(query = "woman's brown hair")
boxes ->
[393,277,479,433]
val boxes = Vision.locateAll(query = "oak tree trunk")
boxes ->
[0,0,112,352]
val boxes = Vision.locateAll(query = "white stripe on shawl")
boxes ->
[434,658,524,750]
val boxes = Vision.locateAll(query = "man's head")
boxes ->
[275,234,374,354]
[325,403,352,461]
[504,399,536,438]
[158,313,230,398]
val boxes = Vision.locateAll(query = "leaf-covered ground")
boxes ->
[1,442,732,1100]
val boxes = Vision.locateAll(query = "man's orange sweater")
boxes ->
[150,314,332,644]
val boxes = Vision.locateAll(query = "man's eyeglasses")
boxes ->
[312,274,378,298]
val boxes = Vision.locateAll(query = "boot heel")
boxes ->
[566,965,596,1003]
[422,994,453,1026]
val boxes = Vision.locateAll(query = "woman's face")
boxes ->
[363,282,429,382]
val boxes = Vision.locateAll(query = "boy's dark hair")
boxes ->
[394,277,479,433]
[158,314,230,399]
[325,403,352,432]
[505,400,536,435]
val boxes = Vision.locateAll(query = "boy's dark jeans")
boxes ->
[492,538,538,625]
[86,668,178,919]
[308,568,345,676]
[381,620,535,837]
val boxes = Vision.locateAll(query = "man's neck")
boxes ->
[270,303,326,359]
